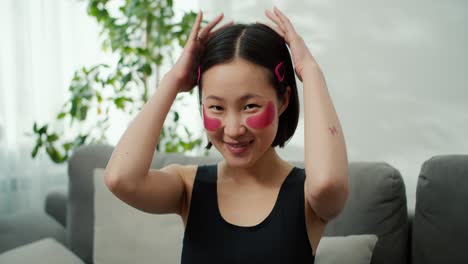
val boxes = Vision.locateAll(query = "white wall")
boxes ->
[198,0,468,211]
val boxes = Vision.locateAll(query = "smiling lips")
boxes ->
[203,101,276,132]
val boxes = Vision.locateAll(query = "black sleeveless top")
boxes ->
[181,163,315,263]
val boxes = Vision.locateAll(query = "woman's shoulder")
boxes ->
[286,161,305,172]
[175,163,218,184]
[280,160,305,172]
[174,164,198,181]
[177,163,217,173]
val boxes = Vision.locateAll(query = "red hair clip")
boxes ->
[197,66,201,85]
[275,61,285,82]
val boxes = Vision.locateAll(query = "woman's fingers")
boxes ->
[273,6,297,35]
[208,20,235,39]
[265,9,286,33]
[198,13,225,41]
[256,21,284,38]
[188,11,203,43]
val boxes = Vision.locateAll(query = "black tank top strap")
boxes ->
[183,164,218,240]
[273,167,305,209]
[276,167,310,236]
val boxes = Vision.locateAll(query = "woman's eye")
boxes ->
[209,106,223,111]
[245,104,259,110]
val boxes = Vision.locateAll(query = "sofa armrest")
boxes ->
[0,238,84,264]
[45,188,68,227]
[407,208,414,264]
[0,210,66,254]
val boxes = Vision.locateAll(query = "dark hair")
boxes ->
[198,23,299,149]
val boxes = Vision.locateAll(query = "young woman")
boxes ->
[104,7,349,263]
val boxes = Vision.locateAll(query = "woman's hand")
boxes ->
[262,6,318,82]
[169,11,233,93]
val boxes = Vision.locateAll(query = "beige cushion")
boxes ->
[93,168,184,264]
[315,234,378,264]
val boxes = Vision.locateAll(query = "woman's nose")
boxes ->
[224,115,246,137]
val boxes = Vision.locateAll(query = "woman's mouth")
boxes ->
[224,140,254,155]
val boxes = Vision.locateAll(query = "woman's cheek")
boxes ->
[203,105,222,132]
[246,101,276,129]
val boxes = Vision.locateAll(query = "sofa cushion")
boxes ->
[412,155,468,264]
[0,238,84,264]
[0,210,66,254]
[67,144,222,264]
[322,162,409,264]
[93,168,184,264]
[315,234,378,264]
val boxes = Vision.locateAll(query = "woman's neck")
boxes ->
[219,147,291,185]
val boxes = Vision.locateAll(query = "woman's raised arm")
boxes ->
[264,6,349,222]
[103,11,231,215]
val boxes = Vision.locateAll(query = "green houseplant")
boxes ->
[29,0,208,163]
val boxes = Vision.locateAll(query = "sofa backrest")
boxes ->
[67,144,409,264]
[322,162,409,264]
[412,155,468,264]
[67,144,113,264]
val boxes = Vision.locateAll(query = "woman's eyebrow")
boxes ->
[205,93,263,101]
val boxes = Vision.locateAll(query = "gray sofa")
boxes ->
[1,143,467,264]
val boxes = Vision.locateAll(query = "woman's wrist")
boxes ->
[155,72,182,98]
[303,55,320,70]
[162,70,183,88]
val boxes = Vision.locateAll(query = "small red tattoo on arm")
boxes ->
[328,126,339,135]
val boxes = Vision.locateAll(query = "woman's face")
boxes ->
[201,58,289,168]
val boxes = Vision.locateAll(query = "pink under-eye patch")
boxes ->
[203,105,222,131]
[246,101,276,129]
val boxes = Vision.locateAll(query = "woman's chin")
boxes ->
[221,150,254,168]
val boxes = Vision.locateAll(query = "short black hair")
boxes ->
[197,23,299,149]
